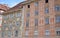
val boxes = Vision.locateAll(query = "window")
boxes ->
[28,5,30,8]
[9,23,13,30]
[9,14,14,18]
[16,13,21,17]
[34,30,38,36]
[35,19,38,26]
[45,8,49,14]
[15,30,18,37]
[56,28,60,36]
[27,13,30,17]
[56,31,60,36]
[55,5,60,11]
[25,30,29,36]
[8,31,11,37]
[15,21,20,26]
[1,32,5,37]
[3,23,7,29]
[26,20,29,27]
[34,2,38,6]
[45,30,50,36]
[45,18,49,24]
[35,10,38,16]
[3,16,8,20]
[45,0,48,3]
[56,16,60,23]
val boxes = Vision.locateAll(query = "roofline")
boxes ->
[2,0,40,15]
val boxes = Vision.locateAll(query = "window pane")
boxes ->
[1,32,5,37]
[45,30,50,36]
[16,13,21,17]
[34,30,38,36]
[8,31,11,37]
[27,13,30,17]
[56,28,60,36]
[35,19,38,26]
[15,21,20,26]
[35,10,38,16]
[45,8,49,14]
[26,20,29,27]
[56,16,60,23]
[9,14,14,18]
[3,16,8,20]
[9,23,13,30]
[45,18,49,24]
[55,5,60,11]
[15,30,18,37]
[34,2,38,6]
[25,30,29,36]
[56,31,60,36]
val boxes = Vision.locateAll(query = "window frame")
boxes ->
[35,19,38,26]
[56,16,60,23]
[45,30,50,36]
[45,17,49,25]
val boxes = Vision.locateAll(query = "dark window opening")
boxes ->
[56,31,60,36]
[45,0,48,3]
[28,5,30,8]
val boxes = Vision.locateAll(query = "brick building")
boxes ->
[0,0,60,38]
[22,0,60,38]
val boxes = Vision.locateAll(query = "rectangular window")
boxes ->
[27,13,30,17]
[3,16,8,20]
[45,18,49,24]
[56,31,60,36]
[56,16,60,23]
[8,31,11,37]
[9,14,14,18]
[35,10,38,16]
[45,0,48,3]
[16,13,21,17]
[34,2,38,6]
[45,8,49,14]
[9,24,13,30]
[1,32,5,37]
[25,30,29,36]
[15,30,18,37]
[45,30,50,36]
[15,21,20,26]
[34,30,38,36]
[28,5,30,8]
[55,5,60,11]
[26,20,29,27]
[35,19,38,26]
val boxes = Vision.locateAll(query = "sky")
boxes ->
[0,0,25,7]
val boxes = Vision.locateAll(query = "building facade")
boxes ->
[0,4,9,38]
[0,4,23,38]
[0,0,60,38]
[22,0,60,38]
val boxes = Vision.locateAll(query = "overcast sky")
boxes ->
[0,0,24,7]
